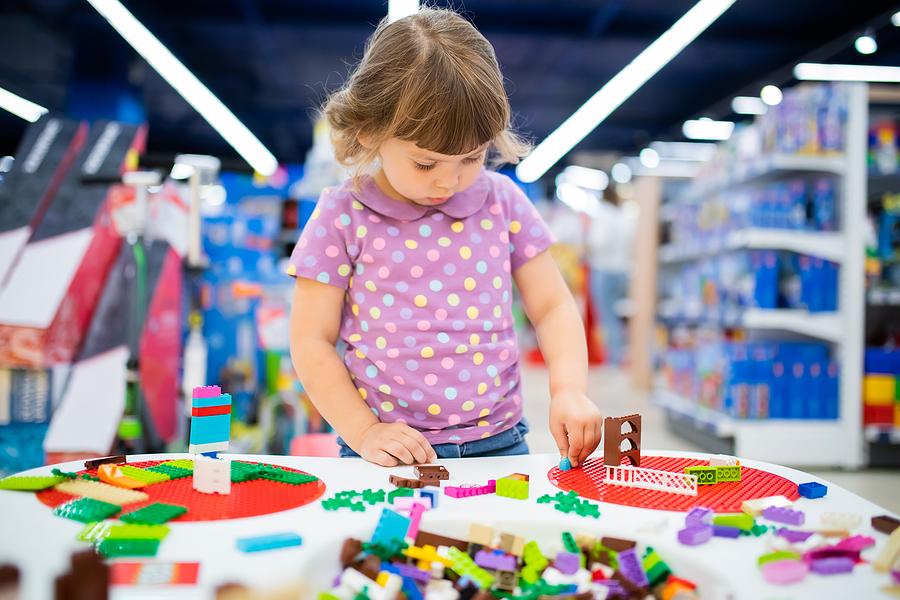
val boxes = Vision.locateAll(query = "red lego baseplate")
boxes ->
[548,456,800,512]
[36,460,325,521]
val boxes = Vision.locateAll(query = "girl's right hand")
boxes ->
[357,422,437,466]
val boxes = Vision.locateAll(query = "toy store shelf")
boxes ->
[657,307,842,343]
[684,153,847,202]
[864,425,900,444]
[867,287,900,306]
[655,387,857,467]
[659,228,844,264]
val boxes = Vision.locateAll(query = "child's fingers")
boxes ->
[579,420,600,464]
[550,419,569,460]
[567,424,586,467]
[385,438,416,465]
[400,427,436,464]
[368,449,399,467]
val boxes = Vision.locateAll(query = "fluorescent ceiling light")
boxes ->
[85,0,278,176]
[760,85,783,106]
[794,63,900,83]
[611,162,632,184]
[556,182,600,216]
[649,140,717,161]
[682,118,734,141]
[626,157,700,178]
[0,86,48,123]
[854,30,877,55]
[892,11,900,27]
[558,165,609,191]
[515,0,735,183]
[389,0,418,22]
[639,147,660,168]
[731,95,767,115]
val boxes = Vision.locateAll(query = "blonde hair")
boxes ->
[323,7,530,178]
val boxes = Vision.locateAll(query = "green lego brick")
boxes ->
[522,540,548,582]
[146,464,192,480]
[120,502,187,525]
[561,532,586,568]
[81,474,100,482]
[496,477,529,500]
[447,546,494,588]
[715,465,742,482]
[0,475,65,491]
[159,459,194,471]
[388,488,415,503]
[748,523,771,537]
[713,513,755,532]
[53,497,121,523]
[77,521,113,543]
[685,465,718,485]
[118,466,170,485]
[51,468,78,480]
[257,465,318,485]
[97,538,160,558]
[362,539,408,561]
[757,550,800,567]
[231,461,264,482]
[642,547,671,587]
[106,524,170,541]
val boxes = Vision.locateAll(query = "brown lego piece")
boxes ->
[872,514,900,535]
[389,474,424,489]
[498,532,525,556]
[601,536,637,553]
[83,455,126,470]
[415,465,449,481]
[603,414,642,467]
[357,555,381,580]
[340,539,363,568]
[415,530,469,551]
[0,564,20,598]
[54,550,109,600]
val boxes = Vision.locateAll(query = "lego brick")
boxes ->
[145,464,192,480]
[616,548,649,588]
[188,414,231,445]
[191,392,230,408]
[713,525,741,538]
[685,506,714,527]
[709,454,739,466]
[559,457,571,471]
[714,465,742,483]
[713,513,755,532]
[468,523,494,547]
[97,538,160,558]
[741,495,792,517]
[760,559,809,585]
[758,551,801,567]
[388,487,415,503]
[236,532,303,553]
[414,530,469,551]
[684,466,718,485]
[876,528,900,572]
[834,535,875,552]
[192,456,231,495]
[553,551,580,575]
[475,549,516,572]
[810,557,854,575]
[677,526,712,546]
[106,524,170,541]
[776,528,814,543]
[601,537,636,553]
[445,480,495,498]
[446,547,493,589]
[761,506,805,526]
[118,466,170,485]
[797,481,827,499]
[390,474,425,489]
[393,496,431,511]
[418,489,437,508]
[496,476,529,500]
[414,465,449,481]
[230,460,263,483]
[53,498,122,523]
[603,414,642,467]
[192,385,222,398]
[864,375,896,403]
[97,464,147,489]
[158,459,194,470]
[0,475,65,491]
[187,441,228,454]
[820,512,861,530]
[497,532,525,556]
[76,521,114,544]
[257,465,318,485]
[372,508,411,547]
[120,502,187,525]
[55,479,148,505]
[404,544,453,571]
[872,514,900,535]
[642,548,671,587]
[406,502,426,540]
[83,455,126,470]
[109,562,200,585]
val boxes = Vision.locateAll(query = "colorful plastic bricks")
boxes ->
[445,480,495,498]
[558,457,571,471]
[797,481,827,499]
[496,474,529,500]
[236,532,303,553]
[192,455,231,495]
[414,465,449,482]
[188,385,232,454]
[761,506,805,526]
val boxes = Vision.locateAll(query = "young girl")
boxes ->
[288,7,602,468]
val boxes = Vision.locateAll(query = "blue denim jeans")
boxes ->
[337,419,530,459]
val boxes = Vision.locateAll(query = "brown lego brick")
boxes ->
[357,555,381,580]
[415,465,450,481]
[498,532,525,556]
[83,455,126,470]
[55,550,109,600]
[872,514,900,535]
[389,474,424,489]
[603,414,642,467]
[601,536,637,553]
[415,530,469,551]
[340,538,363,568]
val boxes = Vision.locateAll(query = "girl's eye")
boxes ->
[463,154,484,164]
[414,162,435,171]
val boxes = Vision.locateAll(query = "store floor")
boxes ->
[520,365,900,514]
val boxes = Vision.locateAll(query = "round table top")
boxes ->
[0,450,895,599]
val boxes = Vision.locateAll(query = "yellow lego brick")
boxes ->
[864,375,896,405]
[56,479,149,505]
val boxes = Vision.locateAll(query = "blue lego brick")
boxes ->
[372,508,411,547]
[236,532,303,553]
[191,394,233,409]
[188,414,231,444]
[797,481,827,499]
[559,457,571,471]
[419,489,437,508]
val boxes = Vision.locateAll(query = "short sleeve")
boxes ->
[504,178,556,271]
[286,188,354,289]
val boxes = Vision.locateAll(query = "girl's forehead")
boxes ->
[396,138,487,159]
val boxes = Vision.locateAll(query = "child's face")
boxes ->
[377,138,487,206]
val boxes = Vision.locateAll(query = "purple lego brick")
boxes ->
[616,548,649,587]
[595,580,625,598]
[777,528,814,543]
[445,480,496,498]
[554,551,580,575]
[391,562,431,583]
[760,559,809,585]
[474,549,517,572]
[193,385,222,398]
[833,535,875,552]
[892,569,900,586]
[804,546,859,563]
[713,525,741,538]
[810,557,854,575]
[762,506,805,526]
[685,507,714,527]
[678,525,713,546]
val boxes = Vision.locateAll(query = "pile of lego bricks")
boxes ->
[322,507,695,600]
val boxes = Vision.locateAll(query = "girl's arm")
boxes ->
[290,278,436,466]
[514,250,603,467]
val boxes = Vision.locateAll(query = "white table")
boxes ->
[0,451,896,599]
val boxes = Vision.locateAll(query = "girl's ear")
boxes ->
[358,130,376,150]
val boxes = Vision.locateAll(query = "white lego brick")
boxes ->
[192,455,231,495]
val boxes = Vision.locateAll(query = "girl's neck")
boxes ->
[373,169,415,205]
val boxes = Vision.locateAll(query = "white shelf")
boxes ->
[868,287,900,306]
[660,228,844,264]
[654,387,859,468]
[741,308,842,343]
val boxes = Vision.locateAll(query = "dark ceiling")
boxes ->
[1,0,899,172]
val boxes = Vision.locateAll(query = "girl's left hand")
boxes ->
[549,391,603,468]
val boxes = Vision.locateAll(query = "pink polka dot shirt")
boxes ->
[287,169,555,444]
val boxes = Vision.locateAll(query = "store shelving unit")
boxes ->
[652,83,869,469]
